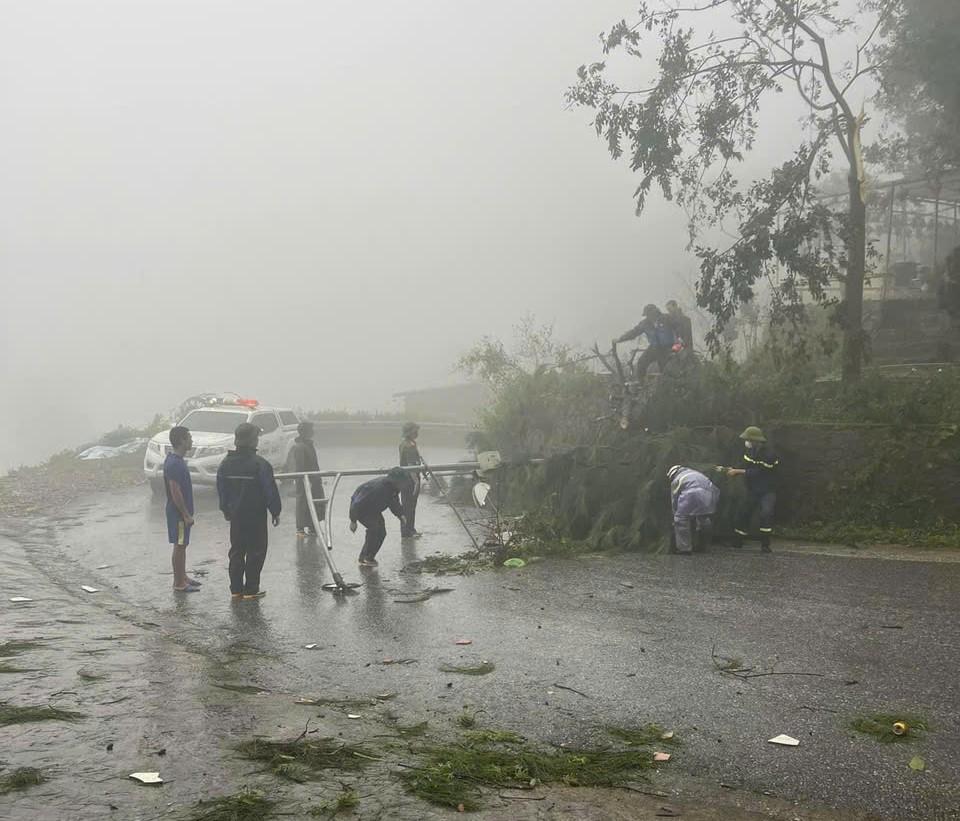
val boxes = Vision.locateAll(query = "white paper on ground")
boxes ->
[768,734,800,746]
[81,586,99,593]
[129,772,163,784]
[304,644,319,649]
[10,597,33,603]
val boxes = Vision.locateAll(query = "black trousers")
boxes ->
[400,482,419,536]
[735,491,777,543]
[296,494,326,532]
[295,477,325,532]
[358,512,387,561]
[229,515,269,594]
[634,346,670,380]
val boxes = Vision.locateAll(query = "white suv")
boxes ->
[145,400,300,493]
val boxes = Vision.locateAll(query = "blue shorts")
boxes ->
[166,511,192,547]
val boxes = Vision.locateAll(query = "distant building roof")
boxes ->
[393,383,487,398]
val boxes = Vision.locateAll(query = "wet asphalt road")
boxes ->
[2,445,959,819]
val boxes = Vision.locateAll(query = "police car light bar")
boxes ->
[203,394,259,408]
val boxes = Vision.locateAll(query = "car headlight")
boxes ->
[193,445,229,459]
[147,441,161,455]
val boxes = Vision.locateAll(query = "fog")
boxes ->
[1,1,809,470]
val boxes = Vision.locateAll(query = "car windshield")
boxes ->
[178,409,248,434]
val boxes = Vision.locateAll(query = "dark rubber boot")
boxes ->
[760,534,772,553]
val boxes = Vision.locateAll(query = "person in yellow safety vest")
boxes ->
[725,426,779,553]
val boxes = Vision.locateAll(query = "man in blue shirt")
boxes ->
[163,426,200,593]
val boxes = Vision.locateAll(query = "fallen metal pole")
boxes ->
[418,453,481,551]
[275,461,494,480]
[301,474,349,591]
[277,459,546,575]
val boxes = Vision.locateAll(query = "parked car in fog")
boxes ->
[144,398,299,493]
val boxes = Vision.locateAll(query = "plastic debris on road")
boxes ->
[503,558,526,568]
[347,714,361,719]
[909,756,926,771]
[129,772,163,784]
[9,597,33,603]
[654,752,672,762]
[768,734,800,746]
[81,586,99,594]
[304,644,319,650]
[454,639,473,646]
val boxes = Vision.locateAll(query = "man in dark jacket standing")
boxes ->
[348,467,408,567]
[288,421,325,537]
[665,300,694,352]
[217,423,282,599]
[726,426,779,553]
[398,422,422,538]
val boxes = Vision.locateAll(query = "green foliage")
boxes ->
[399,742,653,811]
[455,711,478,729]
[458,315,578,390]
[308,788,359,817]
[500,427,739,552]
[462,729,525,746]
[0,768,46,795]
[0,703,84,727]
[870,0,960,173]
[0,641,44,658]
[185,790,274,821]
[459,320,603,459]
[467,317,960,549]
[567,2,895,376]
[236,736,375,781]
[98,414,168,446]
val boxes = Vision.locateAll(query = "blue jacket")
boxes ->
[216,447,282,521]
[349,477,403,522]
[618,317,677,349]
[742,444,779,496]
